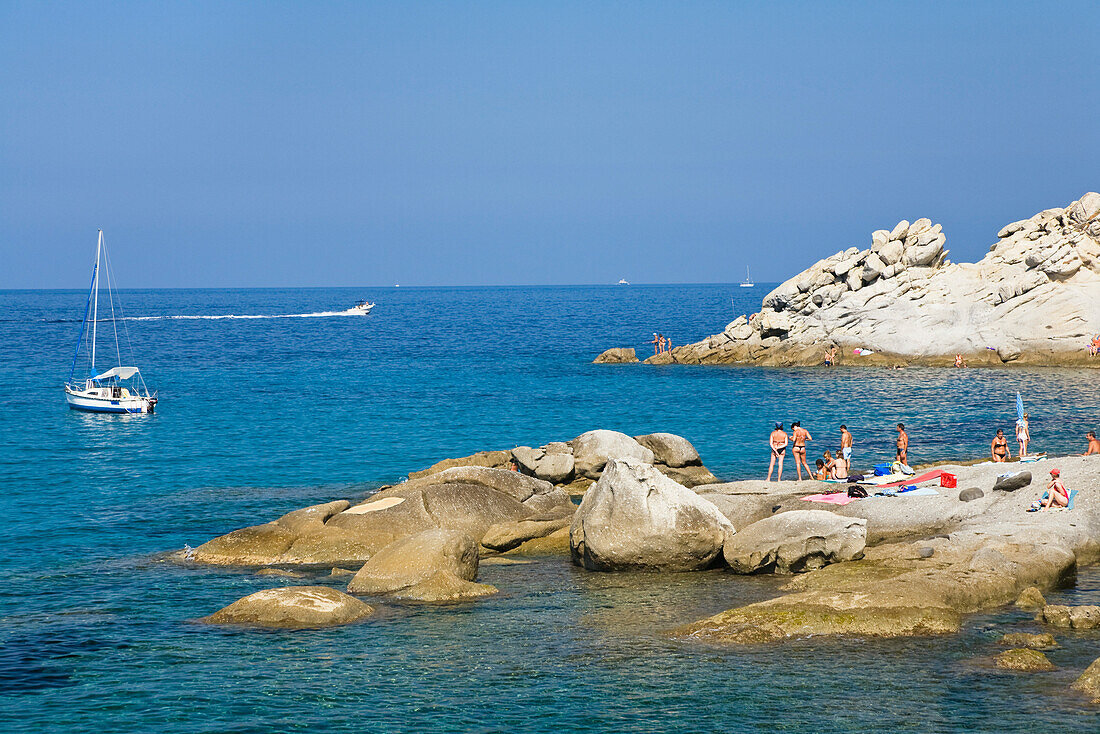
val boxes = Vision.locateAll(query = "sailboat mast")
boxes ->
[91,229,102,371]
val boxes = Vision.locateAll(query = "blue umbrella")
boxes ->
[1016,392,1024,422]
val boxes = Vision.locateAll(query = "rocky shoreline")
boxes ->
[182,431,1100,702]
[596,192,1100,368]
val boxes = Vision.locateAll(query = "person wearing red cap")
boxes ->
[1040,468,1069,510]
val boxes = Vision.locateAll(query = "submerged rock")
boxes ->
[1038,604,1100,629]
[998,632,1056,650]
[721,510,866,574]
[1015,586,1047,611]
[201,586,374,628]
[570,458,734,571]
[995,648,1055,671]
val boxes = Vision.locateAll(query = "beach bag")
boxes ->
[873,463,891,476]
[847,485,868,498]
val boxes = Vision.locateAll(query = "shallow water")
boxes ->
[1,285,1098,731]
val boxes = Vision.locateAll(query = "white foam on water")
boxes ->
[124,309,367,321]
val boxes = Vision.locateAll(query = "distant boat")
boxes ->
[64,230,157,414]
[740,267,755,288]
[618,278,630,285]
[349,300,375,314]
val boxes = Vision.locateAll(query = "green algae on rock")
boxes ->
[995,648,1056,672]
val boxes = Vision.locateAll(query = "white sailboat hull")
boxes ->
[65,386,155,413]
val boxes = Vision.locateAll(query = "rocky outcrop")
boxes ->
[1037,604,1100,629]
[1072,657,1100,702]
[201,586,374,628]
[721,510,866,574]
[996,648,1055,671]
[593,348,639,364]
[1015,586,1047,610]
[616,193,1100,367]
[570,459,734,571]
[570,430,655,479]
[346,529,496,601]
[673,455,1100,645]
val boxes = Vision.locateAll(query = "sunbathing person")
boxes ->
[991,429,1009,462]
[830,450,849,480]
[1084,431,1100,456]
[814,459,827,480]
[1039,469,1069,510]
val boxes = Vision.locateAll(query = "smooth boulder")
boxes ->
[634,433,701,468]
[570,458,734,571]
[1071,657,1100,702]
[1038,604,1100,629]
[201,586,374,628]
[570,430,655,480]
[347,528,480,594]
[995,648,1055,671]
[593,347,640,364]
[722,510,867,573]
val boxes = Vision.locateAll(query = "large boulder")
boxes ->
[192,500,351,565]
[408,450,512,479]
[996,648,1055,671]
[593,347,640,364]
[201,586,374,628]
[993,471,1032,492]
[721,510,867,573]
[347,528,495,601]
[1038,604,1100,629]
[481,515,573,552]
[570,459,734,571]
[511,445,576,484]
[570,430,655,479]
[634,433,701,468]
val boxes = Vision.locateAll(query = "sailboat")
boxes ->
[64,230,157,414]
[740,267,755,288]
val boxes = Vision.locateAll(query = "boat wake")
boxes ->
[47,309,369,322]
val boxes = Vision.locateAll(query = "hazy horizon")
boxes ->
[3,1,1098,289]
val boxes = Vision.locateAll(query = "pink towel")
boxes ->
[800,492,856,505]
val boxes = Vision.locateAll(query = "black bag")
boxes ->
[847,485,868,498]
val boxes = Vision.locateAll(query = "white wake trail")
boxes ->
[124,310,366,321]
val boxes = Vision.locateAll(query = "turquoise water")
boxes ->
[2,285,1099,732]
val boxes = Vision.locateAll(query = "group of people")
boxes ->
[991,412,1038,461]
[650,333,673,355]
[767,422,857,482]
[1088,334,1100,356]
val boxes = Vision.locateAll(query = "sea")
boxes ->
[1,284,1099,733]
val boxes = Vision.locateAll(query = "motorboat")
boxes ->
[617,278,630,285]
[64,230,157,413]
[740,267,755,287]
[349,300,375,314]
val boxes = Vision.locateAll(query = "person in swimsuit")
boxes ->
[1039,469,1069,509]
[831,449,849,480]
[1016,413,1031,458]
[767,422,789,482]
[840,424,853,467]
[651,333,660,356]
[824,347,836,366]
[1083,431,1100,456]
[896,423,909,464]
[991,429,1009,462]
[822,449,835,479]
[790,421,813,480]
[814,459,827,480]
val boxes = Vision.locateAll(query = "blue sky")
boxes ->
[1,1,1097,288]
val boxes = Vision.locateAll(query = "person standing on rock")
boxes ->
[896,423,909,465]
[790,421,813,480]
[840,425,853,467]
[992,429,1009,462]
[651,333,660,356]
[1017,413,1031,458]
[767,423,789,482]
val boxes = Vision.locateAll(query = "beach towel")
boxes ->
[859,473,908,486]
[875,469,944,489]
[800,492,856,506]
[898,486,939,497]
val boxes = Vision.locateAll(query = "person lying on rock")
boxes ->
[1039,469,1069,510]
[992,429,1009,462]
[767,422,789,482]
[1083,431,1100,456]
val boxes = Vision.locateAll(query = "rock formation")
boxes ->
[995,648,1056,671]
[592,347,639,364]
[605,193,1100,367]
[569,458,734,571]
[346,528,497,601]
[1072,657,1100,702]
[720,510,866,574]
[201,586,374,628]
